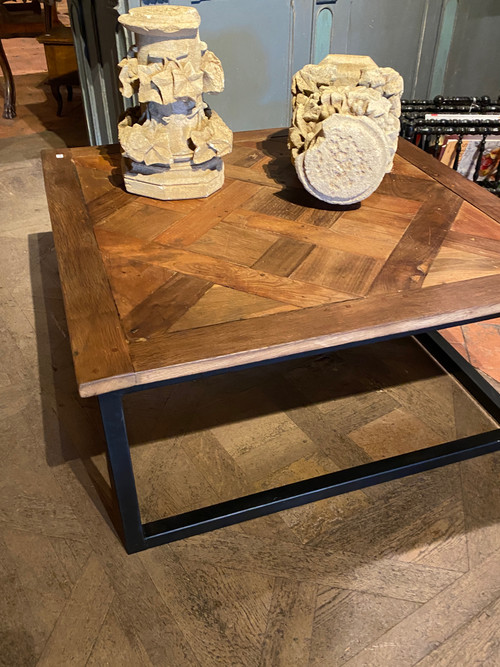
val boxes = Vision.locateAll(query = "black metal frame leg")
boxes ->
[98,393,146,553]
[98,332,500,554]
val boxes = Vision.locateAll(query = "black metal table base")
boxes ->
[98,331,500,554]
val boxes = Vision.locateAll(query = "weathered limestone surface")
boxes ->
[289,54,403,205]
[117,5,232,200]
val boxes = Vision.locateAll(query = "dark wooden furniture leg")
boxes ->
[44,1,54,33]
[50,80,63,116]
[0,38,16,119]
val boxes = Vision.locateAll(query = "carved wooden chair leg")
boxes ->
[0,39,16,119]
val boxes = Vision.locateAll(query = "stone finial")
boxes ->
[289,55,403,205]
[117,5,232,201]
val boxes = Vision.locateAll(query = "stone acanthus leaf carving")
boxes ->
[117,5,232,201]
[119,115,174,166]
[190,110,233,164]
[289,55,403,205]
[118,46,223,106]
[200,50,224,94]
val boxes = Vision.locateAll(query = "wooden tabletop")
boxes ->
[42,130,500,397]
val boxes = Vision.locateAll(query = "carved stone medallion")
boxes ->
[289,54,403,205]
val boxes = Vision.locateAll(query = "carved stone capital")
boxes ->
[117,5,232,201]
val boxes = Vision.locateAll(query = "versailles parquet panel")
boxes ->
[42,130,500,397]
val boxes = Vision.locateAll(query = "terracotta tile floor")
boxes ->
[441,321,500,386]
[1,37,499,389]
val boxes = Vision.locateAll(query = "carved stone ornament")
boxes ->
[288,55,403,205]
[117,5,232,200]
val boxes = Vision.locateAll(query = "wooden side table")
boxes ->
[37,24,78,116]
[42,131,500,553]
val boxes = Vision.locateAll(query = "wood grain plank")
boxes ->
[450,200,500,240]
[51,459,201,666]
[67,143,121,160]
[177,430,300,542]
[169,532,460,603]
[297,207,346,228]
[267,373,384,471]
[225,162,296,189]
[232,128,287,144]
[96,200,184,241]
[86,187,132,225]
[186,221,278,266]
[243,187,307,220]
[361,191,423,216]
[99,274,500,398]
[422,246,500,288]
[123,274,212,341]
[260,578,316,667]
[73,158,123,204]
[154,180,259,247]
[392,153,434,181]
[97,230,353,310]
[369,186,463,293]
[71,150,122,172]
[339,204,416,226]
[0,529,68,660]
[292,246,383,295]
[227,209,403,260]
[250,153,303,191]
[103,256,176,319]
[137,194,203,213]
[458,443,500,568]
[87,605,154,667]
[168,285,297,333]
[376,172,436,202]
[415,595,500,667]
[223,145,265,167]
[41,150,134,391]
[442,230,500,258]
[142,549,274,667]
[342,549,500,666]
[349,407,444,459]
[398,137,500,223]
[252,237,314,277]
[37,555,113,666]
[309,588,421,666]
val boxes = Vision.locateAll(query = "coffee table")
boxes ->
[42,129,500,554]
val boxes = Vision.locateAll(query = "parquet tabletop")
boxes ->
[42,130,500,397]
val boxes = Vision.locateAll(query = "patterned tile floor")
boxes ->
[1,36,499,389]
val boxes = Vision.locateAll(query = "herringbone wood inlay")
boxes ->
[42,130,500,398]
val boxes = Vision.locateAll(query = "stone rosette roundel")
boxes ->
[289,54,403,205]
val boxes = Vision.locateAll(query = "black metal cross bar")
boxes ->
[98,331,500,554]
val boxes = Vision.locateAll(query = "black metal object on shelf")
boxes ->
[400,95,500,196]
